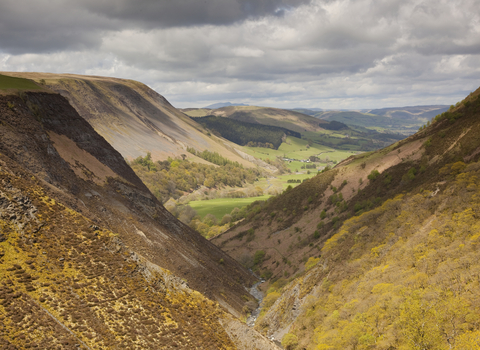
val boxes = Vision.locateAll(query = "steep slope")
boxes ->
[0,89,280,349]
[213,88,480,348]
[1,72,258,168]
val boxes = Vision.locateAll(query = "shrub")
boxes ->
[305,257,320,271]
[253,250,266,265]
[263,291,281,309]
[282,333,298,350]
[368,169,380,181]
[246,228,255,242]
[402,167,417,182]
[384,174,392,185]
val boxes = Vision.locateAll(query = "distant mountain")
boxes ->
[299,105,450,134]
[204,102,249,109]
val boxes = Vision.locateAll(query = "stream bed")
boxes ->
[246,280,264,327]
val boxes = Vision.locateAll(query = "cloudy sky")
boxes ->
[1,0,479,109]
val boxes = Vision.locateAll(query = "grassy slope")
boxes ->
[190,195,271,220]
[211,105,327,134]
[219,87,480,349]
[0,74,42,91]
[243,136,357,172]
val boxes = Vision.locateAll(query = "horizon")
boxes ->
[180,101,451,111]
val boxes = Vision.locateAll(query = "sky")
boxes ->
[0,0,479,109]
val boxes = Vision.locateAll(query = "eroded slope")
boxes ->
[0,91,259,314]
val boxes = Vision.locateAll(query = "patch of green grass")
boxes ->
[243,136,333,160]
[183,109,212,117]
[189,195,271,220]
[0,74,42,90]
[241,136,357,172]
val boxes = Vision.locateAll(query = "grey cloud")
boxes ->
[0,0,116,54]
[81,0,312,27]
[0,0,311,53]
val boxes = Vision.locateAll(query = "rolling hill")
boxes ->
[183,105,330,134]
[211,88,480,348]
[295,105,449,134]
[184,105,405,152]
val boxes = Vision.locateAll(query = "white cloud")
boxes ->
[232,47,265,57]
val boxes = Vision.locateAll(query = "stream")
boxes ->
[246,280,265,327]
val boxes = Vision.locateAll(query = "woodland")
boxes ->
[193,115,301,149]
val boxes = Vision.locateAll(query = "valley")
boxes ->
[1,71,480,350]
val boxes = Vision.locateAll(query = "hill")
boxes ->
[298,105,449,134]
[193,115,301,149]
[0,72,261,170]
[185,105,404,152]
[210,105,329,134]
[212,88,480,348]
[0,88,279,349]
[204,102,249,109]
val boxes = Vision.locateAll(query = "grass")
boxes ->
[183,109,211,117]
[189,195,271,220]
[0,74,42,90]
[242,136,359,172]
[186,137,363,221]
[243,136,330,160]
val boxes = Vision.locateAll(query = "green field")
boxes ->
[242,136,358,172]
[0,74,42,90]
[189,195,271,220]
[183,108,211,117]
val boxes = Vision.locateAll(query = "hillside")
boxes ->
[0,72,262,170]
[185,105,405,152]
[184,105,330,134]
[212,88,480,348]
[0,86,279,349]
[300,105,449,134]
[194,115,301,149]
